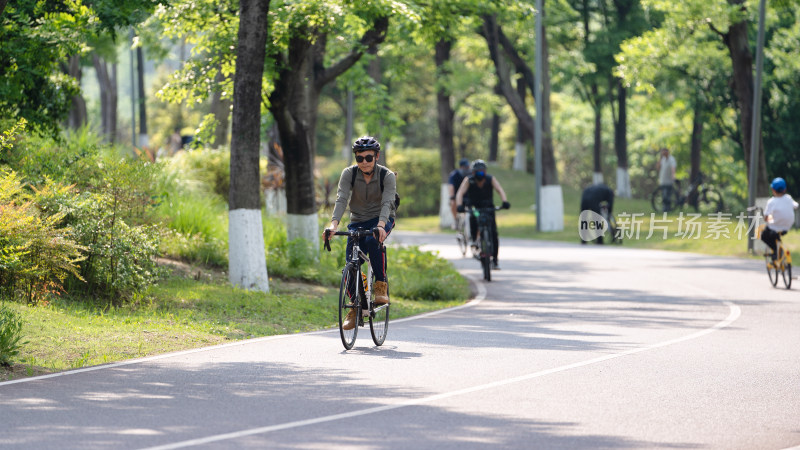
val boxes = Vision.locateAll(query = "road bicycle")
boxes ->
[750,207,792,289]
[324,228,390,350]
[454,212,470,257]
[466,205,502,282]
[651,173,724,214]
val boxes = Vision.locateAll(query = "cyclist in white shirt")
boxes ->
[761,177,798,260]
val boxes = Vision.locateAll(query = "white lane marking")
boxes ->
[0,276,485,388]
[141,300,741,450]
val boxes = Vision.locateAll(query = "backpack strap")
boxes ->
[352,165,389,194]
[379,166,387,192]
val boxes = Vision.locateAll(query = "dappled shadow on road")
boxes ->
[398,253,757,354]
[0,360,702,449]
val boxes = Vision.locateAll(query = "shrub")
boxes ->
[32,180,162,302]
[1,126,106,188]
[389,246,470,301]
[387,148,441,217]
[168,148,232,200]
[0,170,86,304]
[0,305,26,367]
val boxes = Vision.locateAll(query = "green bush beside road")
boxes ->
[0,130,471,381]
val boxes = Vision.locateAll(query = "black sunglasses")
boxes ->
[355,154,375,163]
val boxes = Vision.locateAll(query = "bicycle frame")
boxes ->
[324,227,388,316]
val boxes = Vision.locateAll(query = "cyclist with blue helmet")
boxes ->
[760,177,798,260]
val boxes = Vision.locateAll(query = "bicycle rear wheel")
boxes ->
[766,257,779,287]
[338,265,359,350]
[369,276,390,346]
[651,188,676,213]
[782,263,792,289]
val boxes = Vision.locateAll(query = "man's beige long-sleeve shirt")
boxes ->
[331,164,397,225]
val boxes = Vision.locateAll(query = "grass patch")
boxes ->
[1,261,468,381]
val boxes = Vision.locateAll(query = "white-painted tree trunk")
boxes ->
[513,141,526,171]
[139,134,149,149]
[439,183,455,229]
[539,184,564,231]
[616,167,632,198]
[264,188,286,216]
[229,208,269,292]
[287,213,320,252]
[593,172,604,185]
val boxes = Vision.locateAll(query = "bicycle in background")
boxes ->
[454,212,470,257]
[651,172,724,214]
[750,207,793,289]
[324,228,390,350]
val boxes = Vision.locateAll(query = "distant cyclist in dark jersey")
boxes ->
[455,159,510,269]
[447,158,471,228]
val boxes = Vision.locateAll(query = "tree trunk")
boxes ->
[210,69,231,148]
[513,72,526,170]
[93,54,117,143]
[436,38,456,229]
[489,113,500,163]
[109,63,118,143]
[136,46,148,148]
[64,55,87,130]
[723,3,770,197]
[435,38,455,183]
[342,89,354,160]
[0,0,8,17]
[690,98,703,184]
[539,24,558,186]
[268,17,388,246]
[592,83,603,184]
[482,15,558,185]
[229,0,270,292]
[614,80,631,197]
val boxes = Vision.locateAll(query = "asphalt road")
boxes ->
[1,232,799,449]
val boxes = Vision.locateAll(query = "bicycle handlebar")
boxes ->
[323,227,383,252]
[466,205,503,213]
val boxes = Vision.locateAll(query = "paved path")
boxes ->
[1,232,799,449]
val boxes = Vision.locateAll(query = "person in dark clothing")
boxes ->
[580,183,615,244]
[447,158,470,227]
[455,160,510,269]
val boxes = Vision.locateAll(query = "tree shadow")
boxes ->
[0,361,703,449]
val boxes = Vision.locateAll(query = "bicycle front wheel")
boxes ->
[696,188,724,214]
[766,257,779,287]
[481,228,492,282]
[456,232,468,257]
[338,265,359,350]
[369,279,390,346]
